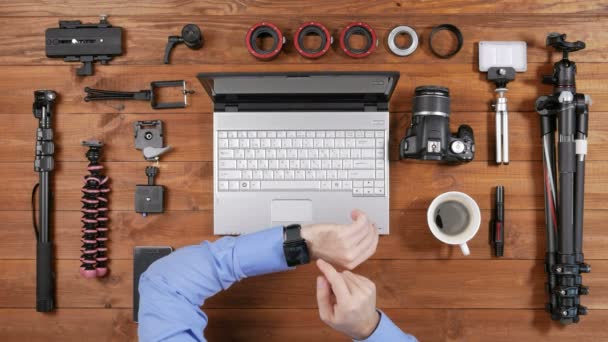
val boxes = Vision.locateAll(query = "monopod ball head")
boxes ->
[80,268,97,279]
[96,267,108,277]
[182,24,204,49]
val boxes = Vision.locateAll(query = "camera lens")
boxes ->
[413,85,450,117]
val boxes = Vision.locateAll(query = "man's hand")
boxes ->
[315,259,380,340]
[301,209,378,270]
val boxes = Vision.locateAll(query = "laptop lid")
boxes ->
[197,72,400,112]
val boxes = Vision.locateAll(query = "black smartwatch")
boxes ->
[283,224,310,267]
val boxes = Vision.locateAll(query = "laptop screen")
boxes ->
[197,72,400,112]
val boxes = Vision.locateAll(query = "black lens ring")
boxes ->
[415,85,450,97]
[297,26,328,54]
[250,26,279,55]
[429,24,463,59]
[344,26,373,54]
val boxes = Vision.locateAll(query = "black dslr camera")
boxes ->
[399,86,475,163]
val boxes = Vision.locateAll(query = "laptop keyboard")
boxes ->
[217,130,387,197]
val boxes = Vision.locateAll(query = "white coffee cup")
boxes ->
[427,191,481,256]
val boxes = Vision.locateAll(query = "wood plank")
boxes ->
[205,308,608,342]
[0,113,214,163]
[1,1,606,16]
[1,259,606,309]
[0,309,119,342]
[1,16,608,65]
[0,63,606,115]
[0,1,606,341]
[1,308,607,342]
[3,111,608,163]
[2,161,607,211]
[0,161,212,211]
[3,209,608,261]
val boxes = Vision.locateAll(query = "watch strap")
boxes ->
[283,224,310,267]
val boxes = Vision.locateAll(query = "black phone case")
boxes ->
[133,246,172,322]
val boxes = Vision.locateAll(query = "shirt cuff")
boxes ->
[355,310,417,342]
[234,226,291,277]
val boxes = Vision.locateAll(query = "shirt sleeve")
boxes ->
[354,310,418,342]
[137,226,290,342]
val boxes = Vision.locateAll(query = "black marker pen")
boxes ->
[493,185,505,257]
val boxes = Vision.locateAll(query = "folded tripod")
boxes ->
[536,33,591,324]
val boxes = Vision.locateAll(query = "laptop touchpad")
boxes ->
[271,200,313,223]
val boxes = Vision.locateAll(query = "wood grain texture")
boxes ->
[1,1,607,16]
[2,308,608,342]
[0,1,606,341]
[1,259,607,310]
[0,63,607,115]
[2,111,608,163]
[2,160,607,211]
[1,15,608,65]
[3,209,608,260]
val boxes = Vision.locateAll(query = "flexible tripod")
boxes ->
[80,141,111,278]
[536,33,591,324]
[32,90,57,312]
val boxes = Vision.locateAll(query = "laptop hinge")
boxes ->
[364,104,378,112]
[224,104,238,112]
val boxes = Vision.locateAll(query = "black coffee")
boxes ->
[434,200,470,235]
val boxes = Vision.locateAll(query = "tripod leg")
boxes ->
[502,108,509,164]
[36,171,55,312]
[542,124,558,318]
[557,95,576,258]
[574,140,586,262]
[496,108,502,164]
[574,102,588,263]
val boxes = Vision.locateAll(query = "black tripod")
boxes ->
[32,90,57,312]
[536,33,591,324]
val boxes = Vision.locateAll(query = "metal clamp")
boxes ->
[84,80,194,109]
[134,120,171,161]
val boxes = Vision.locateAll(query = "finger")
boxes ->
[353,220,377,251]
[342,271,365,293]
[348,211,371,242]
[364,227,379,259]
[316,259,350,299]
[350,227,378,267]
[350,209,363,222]
[351,272,372,289]
[350,210,367,225]
[316,275,334,322]
[348,219,371,245]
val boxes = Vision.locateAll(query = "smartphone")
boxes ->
[133,246,173,322]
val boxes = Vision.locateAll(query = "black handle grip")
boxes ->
[163,37,181,64]
[36,241,55,312]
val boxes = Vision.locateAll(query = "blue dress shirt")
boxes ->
[138,226,417,342]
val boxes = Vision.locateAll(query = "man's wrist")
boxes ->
[356,310,382,340]
[300,225,318,259]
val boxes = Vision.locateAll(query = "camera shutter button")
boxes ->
[450,140,466,154]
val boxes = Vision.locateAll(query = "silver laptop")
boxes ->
[198,72,399,235]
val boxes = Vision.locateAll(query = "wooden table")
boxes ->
[0,1,607,341]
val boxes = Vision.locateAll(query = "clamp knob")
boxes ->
[143,146,172,160]
[164,24,204,64]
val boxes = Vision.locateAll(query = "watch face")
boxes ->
[283,224,309,266]
[285,246,310,267]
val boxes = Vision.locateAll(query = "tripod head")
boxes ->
[542,33,586,93]
[547,33,585,57]
[33,90,57,127]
